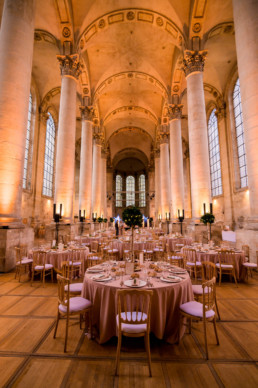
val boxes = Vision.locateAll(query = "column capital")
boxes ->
[93,132,104,146]
[183,50,208,77]
[159,124,169,144]
[169,104,183,121]
[80,105,94,121]
[57,54,81,79]
[215,100,227,121]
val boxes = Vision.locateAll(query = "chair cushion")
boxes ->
[242,262,257,268]
[192,285,209,295]
[216,263,233,268]
[186,261,202,266]
[116,311,147,334]
[35,263,53,270]
[45,263,54,270]
[64,283,83,293]
[59,296,92,313]
[21,258,33,264]
[180,301,215,319]
[71,261,81,266]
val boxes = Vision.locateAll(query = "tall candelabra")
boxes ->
[53,203,62,244]
[79,209,86,235]
[178,209,185,235]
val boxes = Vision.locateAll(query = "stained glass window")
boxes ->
[139,174,146,207]
[23,93,33,189]
[116,175,122,207]
[126,176,135,206]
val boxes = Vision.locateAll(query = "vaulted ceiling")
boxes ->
[0,0,237,169]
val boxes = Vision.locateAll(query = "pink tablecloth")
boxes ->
[81,269,193,344]
[182,249,245,280]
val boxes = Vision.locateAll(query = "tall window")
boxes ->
[23,93,33,189]
[42,113,55,197]
[116,175,123,207]
[208,109,222,197]
[233,78,248,188]
[126,176,135,206]
[139,174,146,207]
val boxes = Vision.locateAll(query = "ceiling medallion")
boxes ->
[127,11,135,20]
[173,85,179,92]
[127,73,133,78]
[62,27,71,38]
[83,87,89,94]
[156,17,163,26]
[98,19,105,28]
[192,23,201,33]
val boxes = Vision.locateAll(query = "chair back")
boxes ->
[201,261,216,281]
[117,289,153,331]
[71,248,85,262]
[15,245,27,263]
[218,250,235,266]
[183,247,197,262]
[202,277,216,315]
[32,250,46,266]
[61,261,77,279]
[57,274,70,309]
[242,245,249,260]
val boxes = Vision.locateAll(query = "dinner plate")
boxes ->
[124,279,147,288]
[91,275,112,282]
[87,268,103,273]
[160,276,182,283]
[168,269,187,274]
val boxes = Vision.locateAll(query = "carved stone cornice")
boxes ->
[183,50,208,77]
[93,131,104,146]
[169,104,183,121]
[39,110,49,123]
[57,54,81,79]
[80,105,94,121]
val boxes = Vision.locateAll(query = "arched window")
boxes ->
[126,176,135,206]
[42,113,56,197]
[116,175,123,207]
[23,93,33,189]
[233,78,248,188]
[208,109,222,197]
[139,174,146,207]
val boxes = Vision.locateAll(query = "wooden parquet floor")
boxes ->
[0,271,257,388]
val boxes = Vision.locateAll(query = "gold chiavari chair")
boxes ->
[179,277,219,359]
[216,250,238,286]
[183,248,202,281]
[166,251,184,268]
[192,261,220,320]
[15,245,33,282]
[87,252,103,268]
[115,289,153,376]
[31,250,54,287]
[53,275,92,352]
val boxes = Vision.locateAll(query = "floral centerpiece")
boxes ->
[200,213,215,241]
[122,206,142,262]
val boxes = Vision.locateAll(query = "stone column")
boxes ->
[183,50,211,219]
[54,54,80,222]
[233,0,258,218]
[154,149,161,220]
[169,104,185,219]
[159,130,171,219]
[101,149,107,218]
[78,106,94,220]
[91,135,102,218]
[0,0,35,225]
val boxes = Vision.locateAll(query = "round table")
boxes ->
[166,237,193,251]
[81,264,193,344]
[29,247,89,273]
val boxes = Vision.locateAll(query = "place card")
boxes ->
[125,262,134,275]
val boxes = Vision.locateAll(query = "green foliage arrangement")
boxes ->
[200,213,215,225]
[110,217,114,223]
[103,218,108,223]
[122,206,143,228]
[97,217,103,223]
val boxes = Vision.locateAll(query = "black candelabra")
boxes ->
[165,213,170,234]
[53,203,62,244]
[178,209,185,235]
[79,209,86,235]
